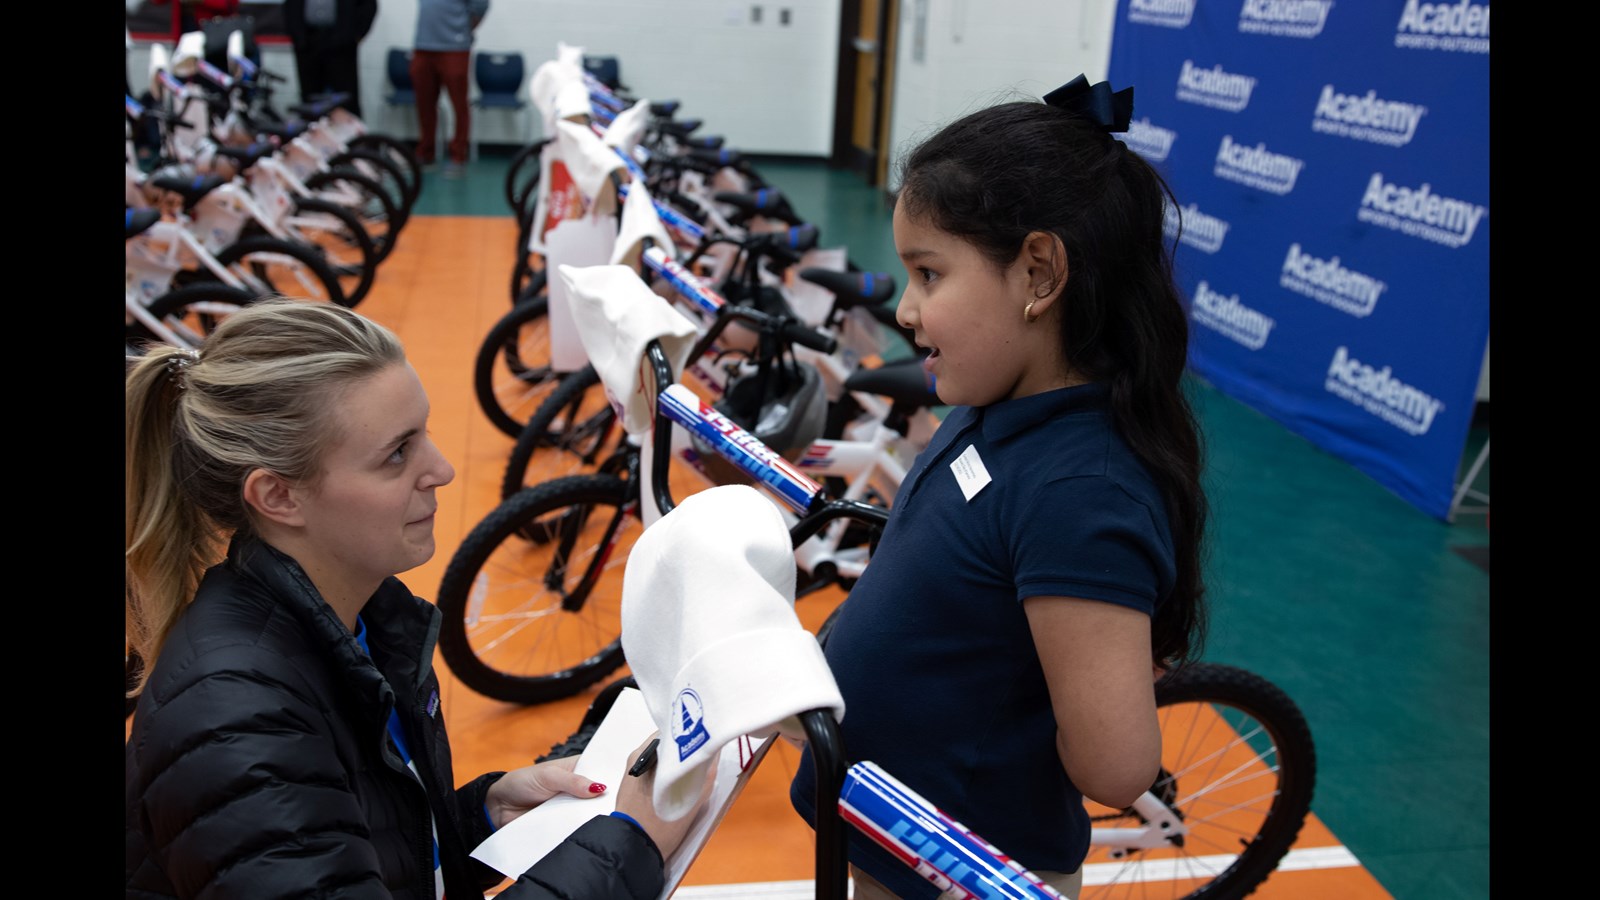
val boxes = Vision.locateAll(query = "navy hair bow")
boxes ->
[1042,75,1134,133]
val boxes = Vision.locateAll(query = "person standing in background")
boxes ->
[411,0,487,178]
[283,0,378,119]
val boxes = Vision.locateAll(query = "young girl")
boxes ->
[125,299,708,898]
[790,76,1208,900]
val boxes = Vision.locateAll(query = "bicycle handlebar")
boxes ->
[641,246,837,355]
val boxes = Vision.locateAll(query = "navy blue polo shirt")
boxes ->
[791,382,1175,898]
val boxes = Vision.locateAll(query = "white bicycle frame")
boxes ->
[124,219,252,348]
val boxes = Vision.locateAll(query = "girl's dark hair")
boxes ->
[897,98,1208,667]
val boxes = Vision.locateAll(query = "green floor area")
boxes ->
[410,148,1491,900]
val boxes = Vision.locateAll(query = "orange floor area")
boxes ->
[130,215,1397,899]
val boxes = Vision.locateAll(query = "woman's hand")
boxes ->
[613,734,717,859]
[484,755,609,831]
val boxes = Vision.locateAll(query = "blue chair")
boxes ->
[472,51,529,158]
[582,55,625,92]
[385,47,416,106]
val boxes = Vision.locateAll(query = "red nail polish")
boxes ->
[589,782,607,794]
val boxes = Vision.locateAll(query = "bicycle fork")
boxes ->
[1094,790,1191,858]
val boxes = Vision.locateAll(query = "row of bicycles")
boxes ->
[124,28,419,354]
[433,50,1320,900]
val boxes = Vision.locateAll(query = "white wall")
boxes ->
[884,0,1119,188]
[127,1,1129,158]
[132,0,842,154]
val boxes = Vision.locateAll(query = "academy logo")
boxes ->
[1357,173,1486,248]
[1191,281,1274,350]
[1214,136,1306,195]
[1176,61,1257,112]
[1280,244,1387,318]
[1128,0,1195,28]
[1312,85,1428,147]
[1325,346,1443,435]
[1395,0,1489,53]
[1120,117,1177,162]
[1164,201,1231,254]
[1239,0,1335,38]
[671,687,710,760]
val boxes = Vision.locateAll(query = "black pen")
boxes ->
[628,737,660,777]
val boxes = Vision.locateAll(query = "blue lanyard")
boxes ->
[353,616,414,763]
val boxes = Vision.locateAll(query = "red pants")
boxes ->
[410,49,471,164]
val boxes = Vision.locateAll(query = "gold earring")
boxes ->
[1024,300,1037,323]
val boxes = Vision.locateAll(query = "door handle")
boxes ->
[852,38,878,53]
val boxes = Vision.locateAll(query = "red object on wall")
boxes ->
[128,1,291,44]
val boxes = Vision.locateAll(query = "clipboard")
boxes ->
[469,687,774,899]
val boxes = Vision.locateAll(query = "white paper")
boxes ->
[470,688,654,876]
[950,443,992,501]
[469,687,774,900]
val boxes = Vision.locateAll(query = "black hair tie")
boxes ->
[1042,75,1134,134]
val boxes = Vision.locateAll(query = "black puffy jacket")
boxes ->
[125,536,666,899]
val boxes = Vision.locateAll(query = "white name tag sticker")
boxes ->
[949,444,993,501]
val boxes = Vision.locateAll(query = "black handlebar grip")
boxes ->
[689,146,741,168]
[663,192,709,226]
[783,319,838,355]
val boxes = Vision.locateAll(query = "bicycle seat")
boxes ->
[684,135,725,151]
[649,100,680,117]
[251,119,309,142]
[287,101,336,120]
[290,93,349,119]
[659,118,703,138]
[211,141,275,169]
[125,207,162,240]
[844,357,940,411]
[799,268,897,309]
[147,171,229,209]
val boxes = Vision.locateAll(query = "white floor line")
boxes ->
[1083,844,1361,885]
[668,845,1361,897]
[673,880,818,899]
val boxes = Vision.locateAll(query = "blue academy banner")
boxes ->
[1108,1,1489,521]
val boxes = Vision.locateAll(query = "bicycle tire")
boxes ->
[285,196,377,307]
[1080,662,1316,900]
[503,139,549,214]
[327,148,413,231]
[346,133,423,204]
[127,282,260,349]
[510,210,548,306]
[472,283,561,438]
[215,235,345,306]
[304,166,401,263]
[436,475,641,704]
[500,364,623,501]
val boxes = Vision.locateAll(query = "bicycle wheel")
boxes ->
[436,475,640,704]
[510,209,548,306]
[346,133,423,205]
[503,139,548,214]
[473,282,562,438]
[1080,662,1316,900]
[327,148,413,231]
[215,235,345,306]
[304,166,401,263]
[501,365,623,500]
[127,282,260,349]
[284,196,377,307]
